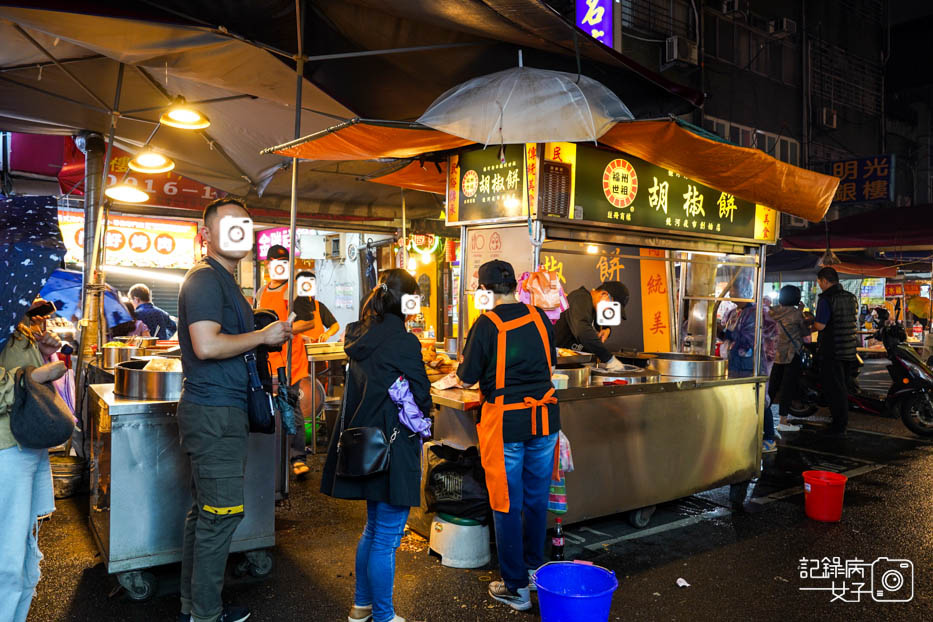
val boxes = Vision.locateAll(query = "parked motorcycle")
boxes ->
[790,316,933,437]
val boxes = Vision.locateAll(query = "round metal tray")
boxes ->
[114,359,183,401]
[589,367,661,385]
[645,353,727,378]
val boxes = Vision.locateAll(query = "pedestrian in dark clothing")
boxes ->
[176,198,292,622]
[458,260,560,612]
[813,267,858,436]
[768,285,810,432]
[321,269,432,622]
[129,283,177,339]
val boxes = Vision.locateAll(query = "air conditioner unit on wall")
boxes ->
[768,18,797,37]
[820,107,837,129]
[665,36,698,66]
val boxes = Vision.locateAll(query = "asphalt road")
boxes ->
[27,407,933,621]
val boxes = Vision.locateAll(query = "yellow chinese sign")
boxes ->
[753,204,778,243]
[639,248,671,352]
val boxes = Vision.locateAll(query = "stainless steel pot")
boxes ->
[115,336,158,348]
[114,359,183,401]
[101,346,150,370]
[645,353,727,378]
[555,365,591,388]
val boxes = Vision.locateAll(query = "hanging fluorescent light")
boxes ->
[128,150,175,174]
[104,183,149,203]
[159,98,211,130]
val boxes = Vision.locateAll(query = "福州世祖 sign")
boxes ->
[58,209,198,269]
[544,143,778,244]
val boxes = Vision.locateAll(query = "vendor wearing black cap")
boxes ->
[457,260,560,613]
[554,281,630,372]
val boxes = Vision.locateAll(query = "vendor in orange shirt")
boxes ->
[257,245,340,477]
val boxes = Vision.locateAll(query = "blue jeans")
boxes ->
[0,446,55,622]
[493,433,558,592]
[354,501,410,622]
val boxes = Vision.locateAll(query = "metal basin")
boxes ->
[101,346,150,370]
[114,359,182,401]
[115,336,158,348]
[645,353,727,378]
[555,365,591,388]
[590,366,661,385]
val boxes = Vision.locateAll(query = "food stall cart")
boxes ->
[426,140,781,527]
[263,117,839,530]
[87,358,275,601]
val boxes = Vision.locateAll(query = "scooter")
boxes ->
[791,318,933,437]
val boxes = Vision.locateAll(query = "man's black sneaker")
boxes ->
[218,607,251,622]
[488,580,531,611]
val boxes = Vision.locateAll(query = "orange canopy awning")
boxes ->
[265,118,839,222]
[367,160,448,194]
[598,121,838,223]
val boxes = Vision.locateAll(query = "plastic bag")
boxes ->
[558,430,574,473]
[524,270,564,310]
[424,444,490,524]
[548,473,567,514]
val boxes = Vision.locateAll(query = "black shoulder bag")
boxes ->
[209,262,276,434]
[335,362,398,478]
[778,320,813,370]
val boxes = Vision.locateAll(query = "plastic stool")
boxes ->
[428,513,490,568]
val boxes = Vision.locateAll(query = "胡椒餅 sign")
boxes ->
[447,144,532,225]
[822,154,894,204]
[544,143,778,244]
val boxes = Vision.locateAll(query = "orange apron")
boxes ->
[477,304,560,513]
[258,286,319,383]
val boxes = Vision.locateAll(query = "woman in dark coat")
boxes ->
[321,269,432,622]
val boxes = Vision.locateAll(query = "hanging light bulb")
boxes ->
[128,150,175,174]
[159,97,211,130]
[421,251,432,265]
[104,183,149,203]
[406,256,417,273]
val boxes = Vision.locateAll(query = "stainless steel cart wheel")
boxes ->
[244,549,274,577]
[628,505,656,529]
[117,570,158,602]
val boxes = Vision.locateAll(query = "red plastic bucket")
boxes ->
[802,470,848,522]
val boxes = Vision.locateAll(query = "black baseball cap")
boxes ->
[267,244,289,261]
[597,281,629,320]
[477,260,516,287]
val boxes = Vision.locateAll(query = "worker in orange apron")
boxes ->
[457,260,560,613]
[258,246,340,477]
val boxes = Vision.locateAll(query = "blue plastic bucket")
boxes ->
[534,561,618,622]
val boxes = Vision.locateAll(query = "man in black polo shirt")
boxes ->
[176,198,291,622]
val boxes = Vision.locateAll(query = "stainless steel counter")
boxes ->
[428,376,765,526]
[88,384,276,591]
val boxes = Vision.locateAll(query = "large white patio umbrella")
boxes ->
[417,65,634,145]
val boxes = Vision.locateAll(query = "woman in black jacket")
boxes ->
[321,269,432,622]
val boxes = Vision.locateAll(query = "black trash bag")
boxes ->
[424,444,490,524]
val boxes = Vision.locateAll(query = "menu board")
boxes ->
[542,143,778,244]
[462,226,534,329]
[447,145,529,225]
